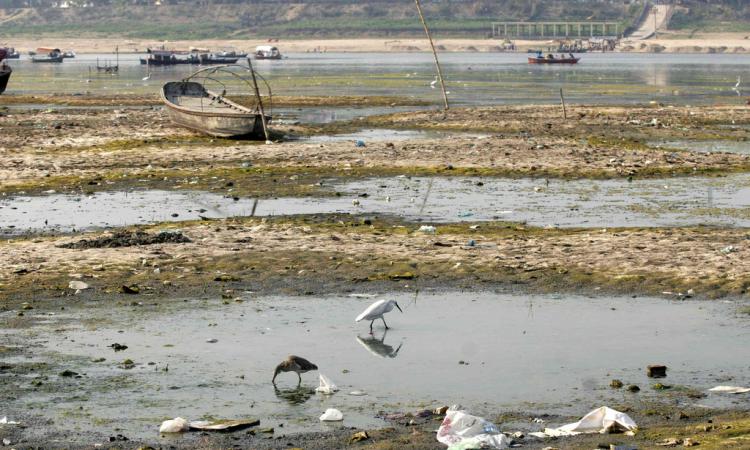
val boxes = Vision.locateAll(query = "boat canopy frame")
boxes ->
[179,63,273,114]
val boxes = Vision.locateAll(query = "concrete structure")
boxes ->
[492,21,619,39]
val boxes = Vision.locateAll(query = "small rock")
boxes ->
[610,379,624,389]
[206,338,218,343]
[434,406,449,415]
[626,384,641,393]
[683,438,698,447]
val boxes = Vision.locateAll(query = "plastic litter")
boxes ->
[436,408,512,449]
[159,417,189,433]
[188,418,259,432]
[315,373,339,395]
[68,280,90,290]
[355,140,366,147]
[418,225,436,234]
[0,417,19,425]
[529,406,637,438]
[320,408,344,421]
[709,385,750,394]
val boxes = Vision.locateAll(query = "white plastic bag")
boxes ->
[159,417,189,433]
[532,406,637,438]
[315,373,339,395]
[437,409,511,449]
[319,408,343,421]
[709,385,750,394]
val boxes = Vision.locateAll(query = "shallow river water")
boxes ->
[4,174,750,234]
[4,291,748,441]
[3,52,750,106]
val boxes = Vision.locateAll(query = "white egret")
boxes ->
[733,76,742,96]
[272,355,318,385]
[356,299,403,332]
[430,76,438,89]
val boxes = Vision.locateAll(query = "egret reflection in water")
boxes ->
[356,330,403,358]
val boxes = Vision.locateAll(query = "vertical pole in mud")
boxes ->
[559,88,567,120]
[415,0,449,111]
[247,57,271,144]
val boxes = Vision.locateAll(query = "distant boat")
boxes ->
[4,47,20,59]
[254,45,281,60]
[197,53,239,65]
[140,49,197,66]
[528,53,579,64]
[161,80,270,138]
[32,47,64,63]
[62,50,76,58]
[216,49,248,58]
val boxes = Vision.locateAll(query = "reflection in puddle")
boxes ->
[356,330,404,359]
[7,291,749,440]
[6,173,750,234]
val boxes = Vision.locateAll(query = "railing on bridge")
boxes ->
[491,22,619,39]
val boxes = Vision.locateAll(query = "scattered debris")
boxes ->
[721,245,738,254]
[159,417,189,433]
[647,365,668,378]
[418,225,437,234]
[350,431,370,443]
[349,390,367,396]
[708,385,750,394]
[59,230,190,249]
[315,373,339,395]
[319,408,343,422]
[188,418,259,432]
[68,280,90,290]
[529,406,637,438]
[120,285,140,294]
[0,417,19,425]
[109,343,128,351]
[436,408,511,449]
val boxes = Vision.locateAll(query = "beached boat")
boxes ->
[0,49,11,94]
[160,68,271,139]
[32,48,64,63]
[4,47,20,59]
[254,45,281,60]
[528,53,579,64]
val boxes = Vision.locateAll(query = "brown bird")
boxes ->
[272,355,318,385]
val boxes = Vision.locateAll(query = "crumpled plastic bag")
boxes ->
[530,406,637,438]
[709,385,750,394]
[437,409,511,449]
[159,417,189,433]
[315,373,339,395]
[319,408,344,421]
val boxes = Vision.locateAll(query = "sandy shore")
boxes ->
[4,33,750,54]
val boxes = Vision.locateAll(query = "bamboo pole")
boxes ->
[559,88,567,120]
[247,57,271,143]
[414,0,449,111]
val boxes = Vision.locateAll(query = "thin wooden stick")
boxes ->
[559,88,567,120]
[414,0,449,111]
[247,57,271,143]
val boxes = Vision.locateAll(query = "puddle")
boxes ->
[295,128,483,143]
[5,174,750,234]
[273,105,429,124]
[5,291,749,441]
[651,140,750,154]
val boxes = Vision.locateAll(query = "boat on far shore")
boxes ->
[528,52,580,64]
[32,47,64,63]
[254,45,282,60]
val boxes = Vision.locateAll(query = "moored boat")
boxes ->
[254,45,282,60]
[160,66,271,139]
[197,53,239,65]
[32,48,64,63]
[4,47,20,59]
[0,48,11,94]
[140,49,198,66]
[528,52,579,64]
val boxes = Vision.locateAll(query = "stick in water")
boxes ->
[415,0,449,111]
[247,57,271,144]
[559,88,567,120]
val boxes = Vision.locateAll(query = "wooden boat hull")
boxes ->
[32,55,64,63]
[0,65,11,94]
[528,57,579,64]
[161,81,270,139]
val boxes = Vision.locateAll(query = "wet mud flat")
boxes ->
[2,287,750,448]
[4,215,750,305]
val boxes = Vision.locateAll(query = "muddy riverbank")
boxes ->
[2,214,750,305]
[2,103,750,196]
